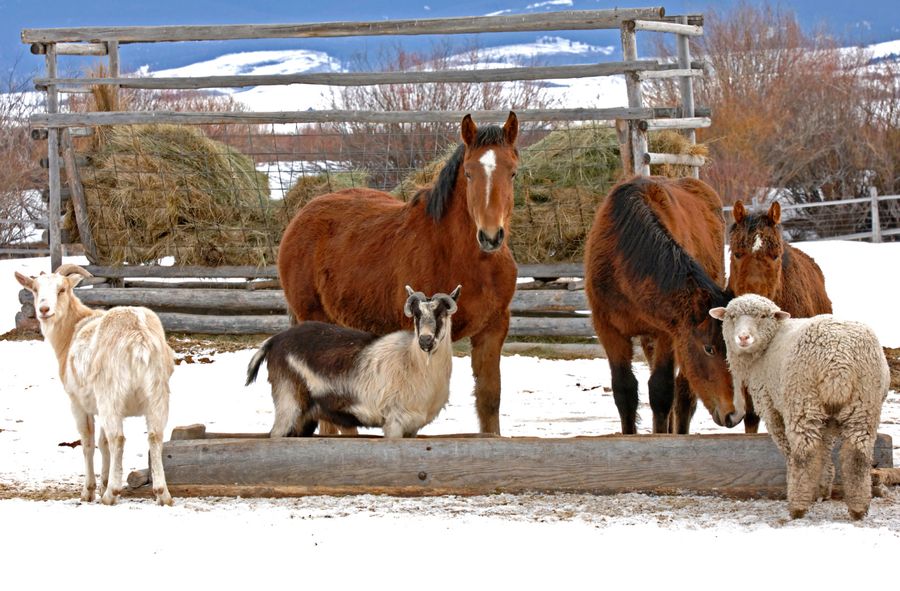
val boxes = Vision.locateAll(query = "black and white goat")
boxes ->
[246,286,460,438]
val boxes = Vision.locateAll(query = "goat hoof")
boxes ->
[848,507,868,521]
[155,489,174,506]
[80,487,95,502]
[100,492,119,506]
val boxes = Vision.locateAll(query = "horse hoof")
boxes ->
[789,508,807,520]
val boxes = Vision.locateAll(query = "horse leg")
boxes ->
[599,327,639,435]
[743,386,761,433]
[470,312,510,435]
[670,373,697,434]
[646,335,675,434]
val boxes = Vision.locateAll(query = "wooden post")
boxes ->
[60,129,99,262]
[870,186,881,243]
[676,16,699,179]
[614,118,632,174]
[621,21,649,176]
[107,40,120,110]
[45,43,62,271]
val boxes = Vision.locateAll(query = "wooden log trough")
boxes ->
[124,424,894,499]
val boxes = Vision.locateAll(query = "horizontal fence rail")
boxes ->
[22,8,674,44]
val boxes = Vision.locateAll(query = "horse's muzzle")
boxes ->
[714,408,745,428]
[477,227,505,252]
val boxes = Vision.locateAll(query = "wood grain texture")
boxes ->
[122,433,893,498]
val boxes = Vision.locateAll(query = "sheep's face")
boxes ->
[14,271,83,323]
[404,286,461,353]
[710,294,790,356]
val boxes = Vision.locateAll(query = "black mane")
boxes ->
[413,125,511,222]
[608,178,727,304]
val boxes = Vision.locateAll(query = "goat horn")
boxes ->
[55,264,93,278]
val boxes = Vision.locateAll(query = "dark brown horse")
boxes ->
[727,200,833,431]
[585,176,738,434]
[277,112,519,435]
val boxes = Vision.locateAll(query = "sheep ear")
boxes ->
[709,307,727,321]
[732,200,746,224]
[775,310,790,320]
[14,271,34,291]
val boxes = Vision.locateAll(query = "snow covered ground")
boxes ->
[1,241,899,588]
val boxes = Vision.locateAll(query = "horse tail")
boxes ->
[607,177,727,303]
[245,337,274,386]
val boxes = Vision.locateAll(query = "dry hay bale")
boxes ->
[648,129,710,177]
[391,144,459,201]
[74,124,274,266]
[511,125,622,263]
[277,170,369,232]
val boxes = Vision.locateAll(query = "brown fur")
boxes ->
[277,113,519,434]
[585,176,736,434]
[728,200,833,432]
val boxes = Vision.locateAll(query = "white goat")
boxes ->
[246,286,460,439]
[710,294,889,520]
[15,265,175,505]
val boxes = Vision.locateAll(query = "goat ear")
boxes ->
[709,307,726,321]
[14,271,34,291]
[774,310,790,321]
[732,200,746,224]
[503,111,518,146]
[461,114,477,147]
[450,285,461,302]
[66,274,84,289]
[404,287,417,318]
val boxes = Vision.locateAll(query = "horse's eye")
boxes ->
[703,345,715,356]
[770,254,780,260]
[511,171,517,178]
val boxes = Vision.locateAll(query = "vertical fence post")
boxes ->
[676,16,699,179]
[870,186,881,243]
[107,40,120,108]
[621,21,649,176]
[45,43,62,271]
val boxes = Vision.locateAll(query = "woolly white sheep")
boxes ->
[15,265,175,506]
[246,285,460,439]
[710,294,889,520]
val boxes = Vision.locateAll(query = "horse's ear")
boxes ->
[733,200,746,223]
[767,201,781,225]
[461,114,477,147]
[503,111,518,146]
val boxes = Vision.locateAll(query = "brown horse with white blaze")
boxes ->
[277,112,519,434]
[585,176,738,434]
[727,200,832,432]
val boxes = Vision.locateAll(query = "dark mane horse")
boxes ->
[585,176,738,434]
[278,112,519,435]
[727,200,833,431]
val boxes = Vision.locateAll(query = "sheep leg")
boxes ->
[98,426,110,497]
[645,335,675,434]
[146,410,173,507]
[71,408,96,502]
[786,433,826,519]
[470,312,509,435]
[817,432,836,501]
[839,435,875,521]
[99,415,125,506]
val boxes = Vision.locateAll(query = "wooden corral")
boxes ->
[124,425,894,499]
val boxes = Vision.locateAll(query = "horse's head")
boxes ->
[728,200,784,300]
[675,291,743,429]
[460,111,519,253]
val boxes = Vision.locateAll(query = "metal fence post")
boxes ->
[870,186,881,243]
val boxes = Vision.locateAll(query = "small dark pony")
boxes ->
[278,112,519,435]
[728,200,833,432]
[585,176,739,434]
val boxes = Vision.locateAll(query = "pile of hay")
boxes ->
[73,124,274,266]
[648,130,710,178]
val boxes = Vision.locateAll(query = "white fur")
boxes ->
[16,268,175,506]
[480,149,496,206]
[712,294,889,520]
[752,233,763,252]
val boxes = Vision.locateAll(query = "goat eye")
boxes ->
[57,287,65,294]
[703,345,715,356]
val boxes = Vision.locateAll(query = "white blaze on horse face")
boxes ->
[752,233,763,253]
[479,149,496,206]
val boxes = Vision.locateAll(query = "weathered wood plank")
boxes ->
[633,19,703,36]
[30,107,657,129]
[35,61,661,91]
[644,152,706,166]
[60,129,99,263]
[73,286,588,314]
[517,262,584,279]
[22,8,665,44]
[643,116,710,130]
[122,433,893,498]
[509,316,594,337]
